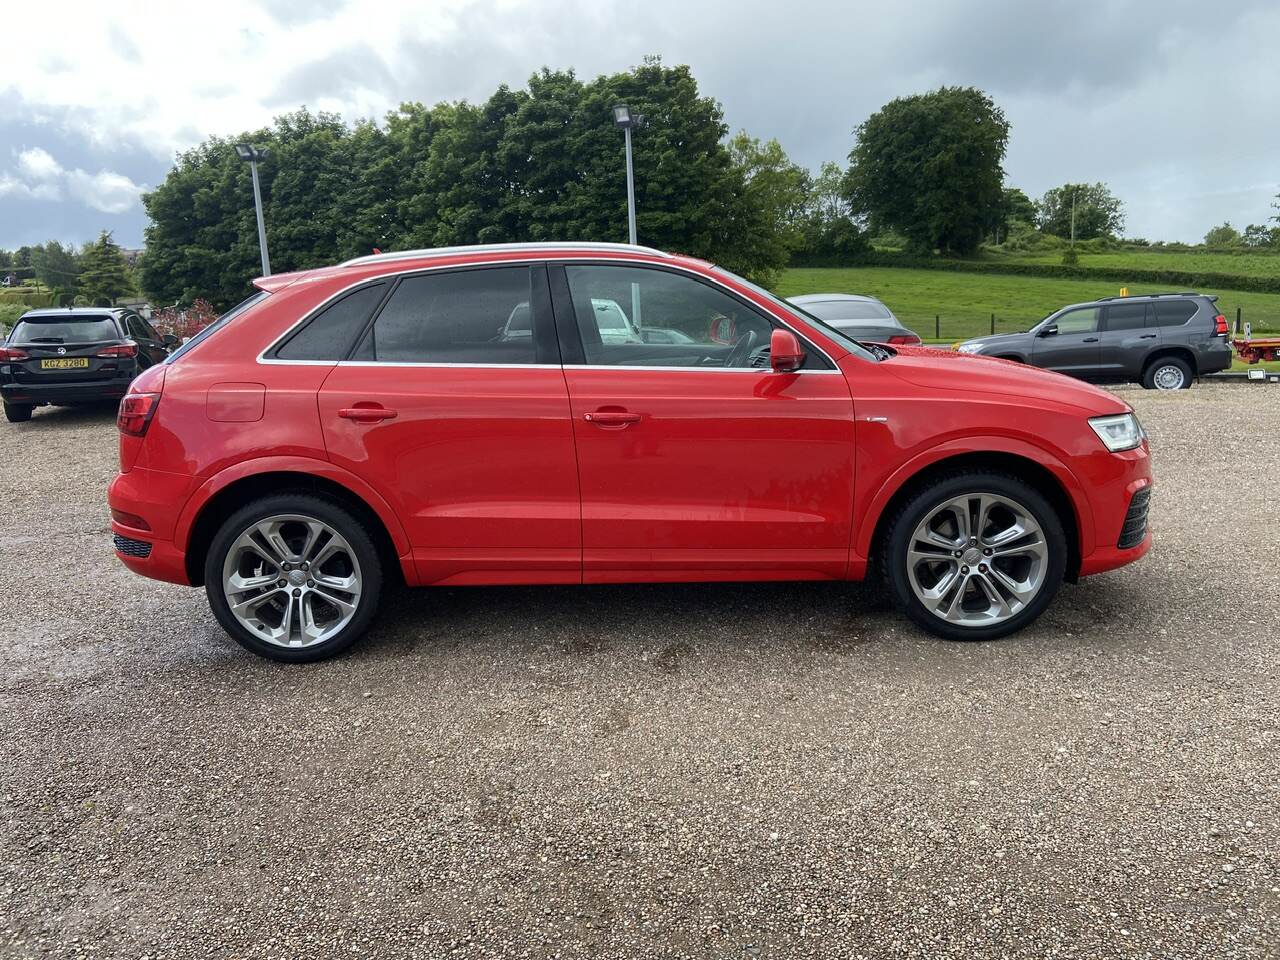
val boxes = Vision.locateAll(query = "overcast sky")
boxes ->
[2,0,1277,250]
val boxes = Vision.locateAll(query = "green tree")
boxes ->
[1203,222,1242,247]
[1036,182,1124,241]
[985,186,1037,243]
[143,59,789,306]
[844,87,1009,255]
[78,231,133,305]
[31,241,81,296]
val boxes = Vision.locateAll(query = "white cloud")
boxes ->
[1,147,143,213]
[65,168,144,214]
[0,171,61,201]
[16,147,63,181]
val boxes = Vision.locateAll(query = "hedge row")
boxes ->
[789,252,1280,294]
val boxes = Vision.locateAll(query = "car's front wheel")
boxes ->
[205,494,383,662]
[4,403,33,423]
[883,473,1067,641]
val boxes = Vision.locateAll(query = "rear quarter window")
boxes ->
[1149,301,1197,327]
[273,282,388,361]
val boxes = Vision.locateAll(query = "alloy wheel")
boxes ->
[221,514,363,648]
[905,493,1049,627]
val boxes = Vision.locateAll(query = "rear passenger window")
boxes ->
[1104,302,1147,331]
[1149,301,1197,327]
[356,267,536,364]
[276,282,386,361]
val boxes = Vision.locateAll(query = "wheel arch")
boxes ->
[178,458,411,588]
[861,446,1087,583]
[1142,346,1197,376]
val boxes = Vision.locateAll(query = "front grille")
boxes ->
[113,534,152,559]
[1117,487,1152,549]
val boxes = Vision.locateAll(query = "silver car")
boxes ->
[787,293,921,345]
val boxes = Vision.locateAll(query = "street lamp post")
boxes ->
[611,104,644,246]
[234,143,272,276]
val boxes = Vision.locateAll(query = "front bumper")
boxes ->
[1076,445,1154,577]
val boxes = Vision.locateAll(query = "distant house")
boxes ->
[121,248,145,266]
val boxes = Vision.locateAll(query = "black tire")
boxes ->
[4,403,33,423]
[1141,356,1192,390]
[204,493,383,663]
[882,472,1067,642]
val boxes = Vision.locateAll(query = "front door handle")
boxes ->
[584,410,641,427]
[1083,337,1099,343]
[339,405,398,423]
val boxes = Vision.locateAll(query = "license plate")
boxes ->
[40,358,89,369]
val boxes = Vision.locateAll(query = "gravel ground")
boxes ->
[0,385,1276,959]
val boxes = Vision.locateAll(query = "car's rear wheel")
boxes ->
[883,473,1066,641]
[4,403,33,423]
[1142,357,1192,390]
[205,494,383,662]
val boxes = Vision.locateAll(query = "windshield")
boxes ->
[11,316,118,344]
[713,268,877,362]
[805,300,892,322]
[166,292,269,364]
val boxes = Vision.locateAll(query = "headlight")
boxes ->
[956,342,983,354]
[1089,413,1145,452]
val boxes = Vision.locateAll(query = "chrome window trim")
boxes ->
[328,360,840,374]
[256,255,841,371]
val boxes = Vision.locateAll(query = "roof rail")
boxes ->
[1096,290,1200,301]
[340,241,672,268]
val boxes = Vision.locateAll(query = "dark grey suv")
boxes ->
[956,293,1232,389]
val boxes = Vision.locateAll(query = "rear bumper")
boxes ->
[1196,340,1233,375]
[108,467,198,586]
[2,378,130,405]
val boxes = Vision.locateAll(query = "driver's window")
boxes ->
[1053,307,1100,335]
[564,265,773,368]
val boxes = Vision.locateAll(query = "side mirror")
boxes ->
[163,334,179,347]
[1039,323,1058,337]
[769,328,805,373]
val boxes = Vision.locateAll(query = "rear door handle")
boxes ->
[1139,334,1157,339]
[339,405,397,423]
[1083,337,1099,343]
[584,411,641,427]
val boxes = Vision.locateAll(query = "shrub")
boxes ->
[0,302,34,332]
[1061,246,1080,266]
[150,299,220,341]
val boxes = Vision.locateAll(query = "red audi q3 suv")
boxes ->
[109,243,1153,662]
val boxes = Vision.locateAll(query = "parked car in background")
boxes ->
[0,307,177,422]
[787,293,922,345]
[108,242,1152,663]
[956,292,1231,389]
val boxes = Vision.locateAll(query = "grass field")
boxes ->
[989,249,1280,278]
[777,266,1280,341]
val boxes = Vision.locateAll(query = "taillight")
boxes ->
[0,346,30,361]
[97,342,139,358]
[1213,314,1228,336]
[117,392,160,436]
[887,334,922,345]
